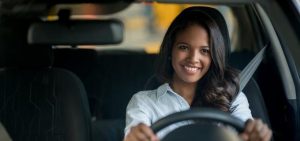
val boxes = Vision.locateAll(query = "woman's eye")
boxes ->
[178,45,188,50]
[200,48,210,54]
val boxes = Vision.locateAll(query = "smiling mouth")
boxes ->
[183,65,201,73]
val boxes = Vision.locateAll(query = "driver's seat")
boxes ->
[144,6,271,126]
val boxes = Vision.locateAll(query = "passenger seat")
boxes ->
[0,18,92,141]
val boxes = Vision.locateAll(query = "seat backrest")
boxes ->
[0,18,92,141]
[53,48,157,141]
[0,68,92,141]
[53,48,156,119]
[230,51,271,126]
[95,54,156,119]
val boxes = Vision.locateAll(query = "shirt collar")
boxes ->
[157,83,176,98]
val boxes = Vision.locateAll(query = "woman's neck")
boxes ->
[171,78,197,105]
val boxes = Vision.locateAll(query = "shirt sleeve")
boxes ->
[124,92,152,137]
[230,92,253,122]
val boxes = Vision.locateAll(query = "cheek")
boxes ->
[173,49,187,59]
[204,56,212,69]
[171,50,182,63]
[171,51,185,72]
[208,57,212,66]
[171,52,177,70]
[171,55,179,70]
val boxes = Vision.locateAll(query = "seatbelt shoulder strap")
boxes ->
[239,45,267,91]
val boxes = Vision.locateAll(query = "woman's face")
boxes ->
[171,24,212,84]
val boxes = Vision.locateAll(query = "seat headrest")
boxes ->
[2,45,53,68]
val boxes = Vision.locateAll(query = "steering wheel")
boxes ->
[150,108,245,141]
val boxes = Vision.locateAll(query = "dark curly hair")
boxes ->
[156,6,239,112]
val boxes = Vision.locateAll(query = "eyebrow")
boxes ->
[175,42,209,48]
[201,46,210,49]
[175,42,210,48]
[175,42,188,45]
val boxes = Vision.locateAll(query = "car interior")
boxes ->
[0,0,299,141]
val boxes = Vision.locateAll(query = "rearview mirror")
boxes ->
[28,19,123,45]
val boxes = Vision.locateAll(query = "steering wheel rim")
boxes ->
[150,108,245,134]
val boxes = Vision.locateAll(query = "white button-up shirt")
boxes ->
[125,83,252,138]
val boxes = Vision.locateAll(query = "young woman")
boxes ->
[124,6,272,141]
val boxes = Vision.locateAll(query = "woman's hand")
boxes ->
[240,119,272,141]
[124,123,159,141]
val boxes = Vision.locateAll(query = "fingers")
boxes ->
[262,129,272,141]
[240,119,255,140]
[259,124,272,141]
[124,123,159,141]
[138,123,158,141]
[240,118,272,141]
[245,119,256,133]
[249,119,263,140]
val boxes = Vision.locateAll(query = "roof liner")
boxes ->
[0,0,260,6]
[0,1,131,16]
[0,0,265,17]
[0,0,133,5]
[144,0,260,4]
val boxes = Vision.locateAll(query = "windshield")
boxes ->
[53,3,238,54]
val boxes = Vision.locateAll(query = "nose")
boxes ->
[187,50,200,63]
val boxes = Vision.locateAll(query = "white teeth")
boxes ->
[184,66,198,72]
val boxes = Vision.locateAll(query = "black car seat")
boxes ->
[0,18,92,141]
[229,52,271,126]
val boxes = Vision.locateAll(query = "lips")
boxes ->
[183,65,201,74]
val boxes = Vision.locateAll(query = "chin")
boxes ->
[182,77,201,84]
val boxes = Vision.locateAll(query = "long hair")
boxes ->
[156,7,239,112]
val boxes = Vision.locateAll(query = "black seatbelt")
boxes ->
[239,45,267,91]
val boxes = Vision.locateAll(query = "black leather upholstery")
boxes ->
[53,48,156,141]
[92,119,125,141]
[0,18,92,141]
[53,49,156,120]
[0,68,92,141]
[230,52,271,126]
